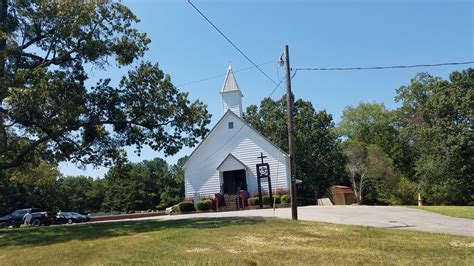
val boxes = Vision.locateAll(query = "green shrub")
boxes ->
[260,195,280,205]
[388,175,417,205]
[197,199,213,211]
[262,195,271,205]
[178,202,195,213]
[273,195,281,204]
[281,194,291,204]
[248,197,259,206]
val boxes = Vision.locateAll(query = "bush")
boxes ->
[262,195,271,205]
[261,195,281,205]
[248,197,259,206]
[178,202,195,213]
[388,175,417,205]
[281,194,291,204]
[197,199,212,211]
[273,195,281,204]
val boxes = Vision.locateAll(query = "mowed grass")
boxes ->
[412,206,474,219]
[0,218,472,265]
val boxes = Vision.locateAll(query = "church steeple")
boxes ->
[221,65,243,117]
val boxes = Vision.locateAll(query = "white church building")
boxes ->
[183,66,291,201]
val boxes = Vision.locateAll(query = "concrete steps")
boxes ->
[223,194,239,211]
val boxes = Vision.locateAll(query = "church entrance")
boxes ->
[222,170,247,194]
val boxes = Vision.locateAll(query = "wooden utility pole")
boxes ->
[284,45,298,220]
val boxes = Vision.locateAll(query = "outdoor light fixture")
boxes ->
[278,54,285,67]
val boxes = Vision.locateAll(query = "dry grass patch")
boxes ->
[449,240,474,248]
[0,217,472,265]
[185,247,210,253]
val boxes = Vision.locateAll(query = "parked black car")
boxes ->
[56,212,91,224]
[0,208,56,228]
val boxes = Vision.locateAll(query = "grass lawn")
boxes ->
[411,206,474,219]
[0,218,472,265]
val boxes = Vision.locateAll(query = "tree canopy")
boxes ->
[0,156,186,216]
[343,141,397,204]
[395,69,473,205]
[340,69,473,205]
[244,94,346,199]
[0,0,210,170]
[102,157,186,212]
[338,102,399,158]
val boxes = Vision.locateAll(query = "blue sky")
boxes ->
[59,0,473,178]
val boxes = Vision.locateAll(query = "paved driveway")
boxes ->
[99,206,474,237]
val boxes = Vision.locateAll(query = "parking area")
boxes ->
[95,205,474,237]
[3,206,472,237]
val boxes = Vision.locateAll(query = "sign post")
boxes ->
[256,152,273,208]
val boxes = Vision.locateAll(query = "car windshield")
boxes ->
[12,210,26,217]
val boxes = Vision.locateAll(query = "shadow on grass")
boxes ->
[0,217,265,248]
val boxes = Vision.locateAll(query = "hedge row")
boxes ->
[178,202,195,213]
[247,194,291,206]
[197,199,212,211]
[177,199,214,213]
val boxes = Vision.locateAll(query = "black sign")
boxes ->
[257,163,270,178]
[256,153,273,208]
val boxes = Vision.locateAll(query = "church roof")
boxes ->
[221,65,243,96]
[216,153,247,172]
[183,110,289,169]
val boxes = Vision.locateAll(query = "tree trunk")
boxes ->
[350,172,362,204]
[359,175,364,204]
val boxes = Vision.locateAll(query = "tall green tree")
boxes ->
[103,162,152,212]
[102,157,185,212]
[59,175,105,213]
[158,156,187,209]
[343,141,397,204]
[0,163,63,215]
[244,95,346,199]
[338,102,403,166]
[395,69,473,205]
[0,0,210,170]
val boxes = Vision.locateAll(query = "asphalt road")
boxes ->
[96,206,474,237]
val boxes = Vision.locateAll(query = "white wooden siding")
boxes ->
[184,111,289,198]
[222,91,243,117]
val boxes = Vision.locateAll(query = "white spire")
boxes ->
[220,65,243,117]
[221,65,243,95]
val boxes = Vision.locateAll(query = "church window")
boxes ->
[228,122,234,129]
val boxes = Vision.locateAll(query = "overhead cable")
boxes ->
[176,60,274,88]
[187,0,277,84]
[296,61,474,71]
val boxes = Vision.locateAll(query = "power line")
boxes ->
[187,0,277,85]
[296,61,474,71]
[176,60,275,88]
[268,69,297,98]
[177,60,471,89]
[268,77,286,98]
